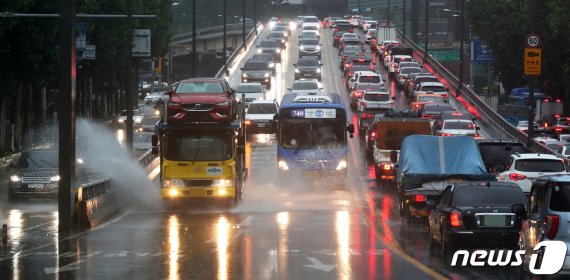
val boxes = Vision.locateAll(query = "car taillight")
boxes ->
[370,132,376,141]
[396,69,400,74]
[545,215,560,239]
[509,173,527,181]
[360,101,366,108]
[348,29,353,33]
[362,113,373,119]
[414,104,422,109]
[380,46,385,51]
[383,164,392,171]
[391,63,397,68]
[439,133,451,136]
[345,63,351,68]
[369,65,375,70]
[555,127,563,132]
[384,51,388,56]
[348,72,354,77]
[415,194,425,202]
[245,120,251,125]
[474,134,479,137]
[354,91,363,98]
[450,212,462,227]
[442,94,448,98]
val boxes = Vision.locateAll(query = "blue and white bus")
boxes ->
[276,93,354,183]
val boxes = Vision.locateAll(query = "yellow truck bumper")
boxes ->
[161,187,236,199]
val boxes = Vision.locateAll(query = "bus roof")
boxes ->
[280,93,345,110]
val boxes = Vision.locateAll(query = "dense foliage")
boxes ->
[467,0,570,108]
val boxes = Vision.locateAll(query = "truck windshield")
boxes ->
[280,119,344,149]
[165,132,232,161]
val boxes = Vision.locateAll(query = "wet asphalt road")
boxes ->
[0,27,527,280]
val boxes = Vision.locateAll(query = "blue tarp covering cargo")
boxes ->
[398,135,496,191]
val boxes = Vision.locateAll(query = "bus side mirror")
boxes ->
[389,150,398,163]
[347,123,355,134]
[152,134,158,146]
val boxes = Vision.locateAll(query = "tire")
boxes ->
[441,231,455,264]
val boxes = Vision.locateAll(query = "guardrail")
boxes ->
[171,22,256,43]
[395,30,567,165]
[215,23,262,78]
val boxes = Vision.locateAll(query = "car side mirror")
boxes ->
[391,96,397,100]
[426,200,436,207]
[287,88,292,90]
[319,88,323,91]
[347,123,355,134]
[389,150,398,163]
[350,78,355,82]
[151,134,158,146]
[256,45,260,48]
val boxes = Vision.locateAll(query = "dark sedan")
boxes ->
[241,60,271,87]
[294,57,322,80]
[428,182,527,260]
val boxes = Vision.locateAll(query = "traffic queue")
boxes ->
[328,14,570,270]
[148,14,570,273]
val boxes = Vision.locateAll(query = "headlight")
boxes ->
[276,49,281,53]
[316,68,321,73]
[269,62,275,68]
[281,39,285,43]
[10,175,21,182]
[315,46,321,51]
[168,188,179,197]
[212,179,232,188]
[216,101,229,107]
[154,109,160,116]
[50,175,61,182]
[278,160,289,170]
[264,72,270,78]
[257,49,262,54]
[300,47,305,51]
[77,158,84,164]
[242,73,248,78]
[295,68,300,73]
[336,160,347,170]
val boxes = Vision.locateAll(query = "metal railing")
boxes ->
[395,30,568,166]
[215,23,262,78]
[171,22,256,43]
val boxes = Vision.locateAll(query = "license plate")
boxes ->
[257,123,267,128]
[28,184,45,189]
[304,74,312,77]
[482,215,507,226]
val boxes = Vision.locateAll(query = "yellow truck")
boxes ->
[152,122,247,206]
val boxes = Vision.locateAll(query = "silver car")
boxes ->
[519,175,570,275]
[287,79,322,95]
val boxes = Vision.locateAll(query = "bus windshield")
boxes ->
[164,132,233,161]
[279,118,345,149]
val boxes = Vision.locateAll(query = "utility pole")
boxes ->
[192,0,197,78]
[242,0,246,50]
[424,0,429,60]
[125,0,134,151]
[58,0,76,234]
[402,0,406,37]
[457,0,465,97]
[223,0,227,74]
[387,0,391,23]
[253,0,257,35]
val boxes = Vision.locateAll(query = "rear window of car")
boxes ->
[363,93,389,102]
[292,82,318,90]
[514,159,566,172]
[247,104,277,114]
[358,76,381,83]
[244,62,268,70]
[423,104,452,113]
[304,17,319,23]
[416,77,439,84]
[418,96,443,103]
[356,84,383,91]
[550,184,570,212]
[454,187,527,206]
[421,86,445,92]
[443,121,474,130]
[344,40,361,45]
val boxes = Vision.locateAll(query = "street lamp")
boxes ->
[424,0,429,60]
[442,1,465,97]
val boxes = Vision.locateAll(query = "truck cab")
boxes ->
[153,122,247,206]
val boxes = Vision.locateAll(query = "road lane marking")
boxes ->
[303,257,337,272]
[43,251,102,275]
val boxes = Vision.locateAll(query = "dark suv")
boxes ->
[167,78,237,124]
